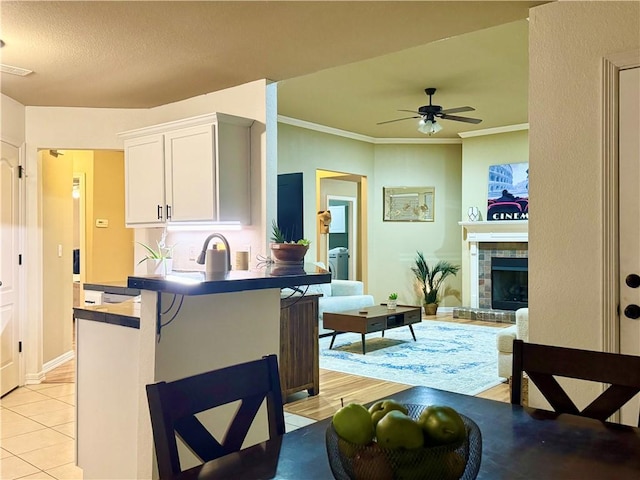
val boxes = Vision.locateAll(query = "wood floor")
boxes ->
[43,313,510,419]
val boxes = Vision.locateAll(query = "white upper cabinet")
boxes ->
[119,113,253,227]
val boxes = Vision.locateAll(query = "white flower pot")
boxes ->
[387,300,397,310]
[147,258,173,275]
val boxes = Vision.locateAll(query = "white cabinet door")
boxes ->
[217,120,251,224]
[124,135,165,225]
[164,124,216,222]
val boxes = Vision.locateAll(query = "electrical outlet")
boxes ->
[188,246,198,261]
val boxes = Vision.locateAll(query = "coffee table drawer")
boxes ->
[366,318,386,333]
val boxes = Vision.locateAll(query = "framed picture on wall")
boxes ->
[383,186,435,222]
[487,162,529,221]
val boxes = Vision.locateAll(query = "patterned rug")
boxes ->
[319,320,504,395]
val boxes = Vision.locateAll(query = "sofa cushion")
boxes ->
[496,325,517,352]
[330,279,364,297]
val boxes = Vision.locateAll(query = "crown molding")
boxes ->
[457,123,529,138]
[277,115,462,144]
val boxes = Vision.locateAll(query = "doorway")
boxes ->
[327,196,357,280]
[317,171,367,284]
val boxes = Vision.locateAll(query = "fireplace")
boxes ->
[491,257,528,310]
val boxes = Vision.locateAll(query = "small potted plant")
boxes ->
[269,220,310,264]
[387,292,398,310]
[137,231,174,275]
[411,251,460,315]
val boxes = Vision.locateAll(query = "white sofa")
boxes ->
[496,307,529,378]
[316,280,375,336]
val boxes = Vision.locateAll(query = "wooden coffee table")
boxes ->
[323,304,421,354]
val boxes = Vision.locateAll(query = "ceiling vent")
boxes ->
[1,64,33,76]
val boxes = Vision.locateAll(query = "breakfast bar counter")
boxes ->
[76,264,330,479]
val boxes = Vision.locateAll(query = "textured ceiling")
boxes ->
[0,1,545,139]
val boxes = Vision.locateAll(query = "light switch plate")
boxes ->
[96,219,109,228]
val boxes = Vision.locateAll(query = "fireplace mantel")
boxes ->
[459,221,528,308]
[459,220,528,243]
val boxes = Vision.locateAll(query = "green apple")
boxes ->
[418,405,466,446]
[375,410,424,450]
[332,403,375,445]
[368,399,409,428]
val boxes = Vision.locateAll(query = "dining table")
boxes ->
[171,386,640,479]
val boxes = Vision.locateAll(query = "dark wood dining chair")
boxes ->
[146,354,286,478]
[511,339,640,426]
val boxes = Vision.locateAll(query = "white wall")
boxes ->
[1,94,26,146]
[22,80,270,380]
[529,1,640,404]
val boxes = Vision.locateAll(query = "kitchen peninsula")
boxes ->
[74,265,330,480]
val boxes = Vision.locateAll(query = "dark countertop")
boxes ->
[127,263,331,296]
[83,280,140,296]
[74,299,140,329]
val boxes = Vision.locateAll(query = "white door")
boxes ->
[0,141,20,396]
[618,66,640,426]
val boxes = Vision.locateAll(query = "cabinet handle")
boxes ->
[166,204,172,220]
[157,205,163,220]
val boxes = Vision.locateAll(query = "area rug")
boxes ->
[319,321,504,396]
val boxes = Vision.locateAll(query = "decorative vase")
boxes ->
[147,258,173,275]
[387,300,397,310]
[269,243,309,264]
[424,303,438,316]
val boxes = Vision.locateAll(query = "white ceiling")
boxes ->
[0,1,546,139]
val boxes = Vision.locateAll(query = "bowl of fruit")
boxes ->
[325,400,482,480]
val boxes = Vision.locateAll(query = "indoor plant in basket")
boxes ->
[269,220,311,264]
[411,251,460,315]
[387,292,398,310]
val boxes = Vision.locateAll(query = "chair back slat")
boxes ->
[174,415,226,461]
[146,354,285,478]
[511,340,640,427]
[526,372,580,415]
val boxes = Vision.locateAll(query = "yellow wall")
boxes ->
[41,150,74,364]
[90,151,133,282]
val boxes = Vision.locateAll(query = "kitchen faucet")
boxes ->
[196,233,231,270]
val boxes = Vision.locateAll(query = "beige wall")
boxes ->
[278,123,463,305]
[372,144,462,306]
[41,150,74,363]
[460,130,529,305]
[22,80,270,378]
[529,2,640,405]
[278,123,375,263]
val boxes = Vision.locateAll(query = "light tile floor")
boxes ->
[1,383,315,479]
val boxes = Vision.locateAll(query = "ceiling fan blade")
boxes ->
[376,116,420,125]
[439,113,482,124]
[398,109,422,115]
[440,106,475,115]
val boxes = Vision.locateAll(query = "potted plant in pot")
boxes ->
[387,292,398,310]
[411,251,460,316]
[137,231,174,275]
[269,220,310,264]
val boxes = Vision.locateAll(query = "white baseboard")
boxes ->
[43,350,75,373]
[24,372,46,384]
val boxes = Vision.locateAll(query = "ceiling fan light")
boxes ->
[417,118,442,135]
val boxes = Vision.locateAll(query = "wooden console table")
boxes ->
[323,304,421,354]
[279,294,320,401]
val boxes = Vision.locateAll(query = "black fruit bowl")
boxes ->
[325,404,482,480]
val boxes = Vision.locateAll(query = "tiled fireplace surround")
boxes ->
[454,221,528,323]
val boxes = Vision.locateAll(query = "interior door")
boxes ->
[0,141,20,396]
[618,66,640,426]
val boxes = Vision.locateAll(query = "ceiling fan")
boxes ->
[377,87,482,134]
